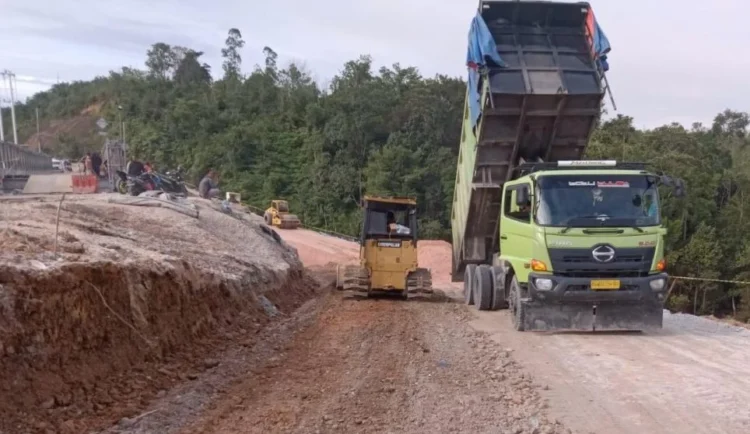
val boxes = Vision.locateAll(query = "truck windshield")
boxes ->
[535,174,660,227]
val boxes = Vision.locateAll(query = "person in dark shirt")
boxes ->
[127,160,145,177]
[90,152,102,177]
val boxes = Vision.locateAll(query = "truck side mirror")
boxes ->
[515,186,530,206]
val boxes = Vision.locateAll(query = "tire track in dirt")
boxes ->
[180,290,565,434]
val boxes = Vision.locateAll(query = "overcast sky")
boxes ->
[0,0,748,128]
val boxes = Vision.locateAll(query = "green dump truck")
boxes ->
[451,1,686,331]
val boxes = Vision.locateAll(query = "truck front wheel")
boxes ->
[509,276,526,331]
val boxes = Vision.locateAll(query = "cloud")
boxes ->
[0,0,748,128]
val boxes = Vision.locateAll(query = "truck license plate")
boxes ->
[591,279,620,290]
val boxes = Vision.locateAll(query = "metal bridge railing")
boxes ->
[0,141,53,177]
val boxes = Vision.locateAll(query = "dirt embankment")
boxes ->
[0,195,315,434]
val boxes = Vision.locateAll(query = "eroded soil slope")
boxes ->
[0,195,314,433]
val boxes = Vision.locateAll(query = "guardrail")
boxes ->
[0,141,53,177]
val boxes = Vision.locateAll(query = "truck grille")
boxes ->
[548,247,655,278]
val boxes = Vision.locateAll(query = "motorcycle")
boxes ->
[115,170,156,196]
[148,167,188,197]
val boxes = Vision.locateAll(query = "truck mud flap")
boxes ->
[521,302,663,332]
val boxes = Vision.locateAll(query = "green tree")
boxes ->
[221,28,245,80]
[145,42,174,79]
[174,50,212,85]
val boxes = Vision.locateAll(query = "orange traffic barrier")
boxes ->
[71,174,98,194]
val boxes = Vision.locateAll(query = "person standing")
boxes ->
[82,153,93,174]
[90,152,102,177]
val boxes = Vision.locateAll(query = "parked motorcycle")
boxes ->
[115,170,156,196]
[155,166,188,197]
[145,168,187,197]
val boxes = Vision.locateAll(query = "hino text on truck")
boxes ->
[451,0,686,331]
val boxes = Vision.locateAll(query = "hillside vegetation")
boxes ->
[2,29,750,320]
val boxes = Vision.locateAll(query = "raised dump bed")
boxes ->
[451,0,613,280]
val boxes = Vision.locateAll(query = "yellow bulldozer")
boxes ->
[336,195,433,299]
[264,200,301,229]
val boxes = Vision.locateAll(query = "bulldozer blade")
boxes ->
[520,301,664,332]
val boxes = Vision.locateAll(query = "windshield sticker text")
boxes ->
[596,181,630,188]
[568,181,596,186]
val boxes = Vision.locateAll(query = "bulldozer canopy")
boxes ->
[363,195,417,206]
[361,200,417,242]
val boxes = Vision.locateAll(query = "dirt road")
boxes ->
[179,290,562,434]
[97,228,750,434]
[267,230,750,434]
[104,231,563,434]
[471,311,750,434]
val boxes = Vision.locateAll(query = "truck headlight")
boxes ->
[649,278,666,291]
[535,278,553,291]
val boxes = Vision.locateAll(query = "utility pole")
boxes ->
[0,92,4,142]
[117,105,124,143]
[10,72,18,145]
[1,70,18,144]
[36,107,41,151]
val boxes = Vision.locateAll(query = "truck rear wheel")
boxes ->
[464,264,476,305]
[490,266,508,310]
[509,276,526,331]
[474,265,493,311]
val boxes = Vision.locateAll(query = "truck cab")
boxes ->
[497,161,683,331]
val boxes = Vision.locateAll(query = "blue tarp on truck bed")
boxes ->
[466,12,505,130]
[465,5,613,129]
[589,11,611,71]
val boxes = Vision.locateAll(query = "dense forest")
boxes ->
[3,29,750,321]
